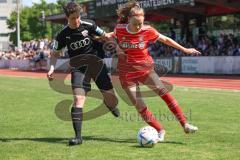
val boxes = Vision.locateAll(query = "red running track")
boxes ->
[0,69,240,91]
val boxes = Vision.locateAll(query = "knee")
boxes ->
[73,95,86,107]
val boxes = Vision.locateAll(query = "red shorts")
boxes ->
[119,70,151,89]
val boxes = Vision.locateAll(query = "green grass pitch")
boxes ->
[0,75,239,160]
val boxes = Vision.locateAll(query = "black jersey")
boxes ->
[53,20,105,59]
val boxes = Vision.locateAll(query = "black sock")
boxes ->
[71,107,83,139]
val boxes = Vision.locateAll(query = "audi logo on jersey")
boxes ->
[70,38,91,50]
[120,41,145,50]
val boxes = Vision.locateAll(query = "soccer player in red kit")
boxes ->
[112,1,200,142]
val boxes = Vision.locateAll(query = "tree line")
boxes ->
[7,0,90,45]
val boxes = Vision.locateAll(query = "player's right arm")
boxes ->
[47,50,60,81]
[47,31,66,81]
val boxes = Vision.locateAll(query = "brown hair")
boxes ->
[117,0,144,23]
[63,2,82,17]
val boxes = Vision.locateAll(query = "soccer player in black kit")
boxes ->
[47,2,120,146]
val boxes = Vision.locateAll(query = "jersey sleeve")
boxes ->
[53,31,66,51]
[88,23,105,36]
[148,26,160,42]
[113,24,126,42]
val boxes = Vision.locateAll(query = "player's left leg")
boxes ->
[101,89,120,117]
[94,64,120,117]
[123,84,166,142]
[143,70,198,133]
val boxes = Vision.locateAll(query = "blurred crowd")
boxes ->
[1,34,240,61]
[0,39,52,70]
[0,39,51,60]
[149,33,240,57]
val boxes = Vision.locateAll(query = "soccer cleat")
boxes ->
[110,107,120,117]
[156,129,166,143]
[184,123,198,134]
[69,138,82,146]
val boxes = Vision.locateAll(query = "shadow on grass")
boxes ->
[131,141,186,148]
[0,136,136,144]
[0,136,185,146]
[0,137,68,144]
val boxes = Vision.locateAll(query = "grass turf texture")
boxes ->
[0,75,239,160]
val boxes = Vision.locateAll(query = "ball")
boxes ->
[137,126,159,147]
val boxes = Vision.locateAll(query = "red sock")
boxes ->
[160,93,187,126]
[139,107,163,132]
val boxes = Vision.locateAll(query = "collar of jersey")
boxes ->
[67,24,79,30]
[126,24,142,34]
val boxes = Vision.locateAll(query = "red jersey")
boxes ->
[114,24,160,80]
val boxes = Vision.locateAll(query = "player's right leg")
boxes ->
[69,87,86,146]
[143,70,198,134]
[69,70,91,146]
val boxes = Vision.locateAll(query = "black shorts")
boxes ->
[71,64,113,92]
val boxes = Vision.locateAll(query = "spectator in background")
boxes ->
[0,52,3,60]
[233,44,240,56]
[149,41,162,58]
[172,48,181,56]
[170,27,176,40]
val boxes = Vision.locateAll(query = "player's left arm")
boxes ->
[157,34,201,55]
[104,32,115,39]
[96,28,115,41]
[88,22,115,41]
